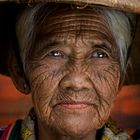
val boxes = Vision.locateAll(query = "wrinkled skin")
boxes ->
[13,7,122,140]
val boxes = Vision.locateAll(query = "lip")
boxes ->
[54,101,94,109]
[59,103,89,109]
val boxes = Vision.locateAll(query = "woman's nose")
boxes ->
[59,72,93,91]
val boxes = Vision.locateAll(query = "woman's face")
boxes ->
[24,8,121,137]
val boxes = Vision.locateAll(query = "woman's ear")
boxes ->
[8,48,30,94]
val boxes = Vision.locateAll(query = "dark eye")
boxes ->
[48,50,64,57]
[92,51,108,58]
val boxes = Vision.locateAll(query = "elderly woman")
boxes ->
[0,0,140,140]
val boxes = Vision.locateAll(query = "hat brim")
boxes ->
[0,3,25,76]
[0,1,140,85]
[1,0,140,14]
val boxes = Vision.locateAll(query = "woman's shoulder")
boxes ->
[132,128,140,140]
[0,126,7,138]
[0,120,22,140]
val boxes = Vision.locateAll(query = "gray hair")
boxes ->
[16,3,132,72]
[102,9,132,70]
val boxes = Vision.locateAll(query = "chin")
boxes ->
[49,112,105,138]
[38,104,109,137]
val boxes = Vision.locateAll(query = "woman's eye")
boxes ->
[48,50,64,57]
[92,51,108,58]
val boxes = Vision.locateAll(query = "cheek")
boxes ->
[90,62,121,97]
[29,66,63,123]
[31,75,55,123]
[89,63,121,116]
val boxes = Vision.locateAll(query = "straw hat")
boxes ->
[0,0,140,84]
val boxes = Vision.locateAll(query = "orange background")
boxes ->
[0,74,140,135]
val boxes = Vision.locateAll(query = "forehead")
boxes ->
[35,7,114,43]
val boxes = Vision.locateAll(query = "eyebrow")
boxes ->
[37,39,64,49]
[46,40,62,47]
[89,40,112,52]
[94,43,111,52]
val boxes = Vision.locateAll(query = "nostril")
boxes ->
[65,86,83,92]
[59,73,93,91]
[60,81,92,92]
[66,87,72,91]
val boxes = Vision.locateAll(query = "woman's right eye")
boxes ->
[47,50,64,57]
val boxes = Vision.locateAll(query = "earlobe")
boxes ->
[8,48,30,94]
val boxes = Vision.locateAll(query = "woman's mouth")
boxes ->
[52,101,98,114]
[59,103,89,109]
[54,101,96,110]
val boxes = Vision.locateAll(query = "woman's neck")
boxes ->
[38,122,97,140]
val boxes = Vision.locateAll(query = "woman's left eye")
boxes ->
[92,51,108,58]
